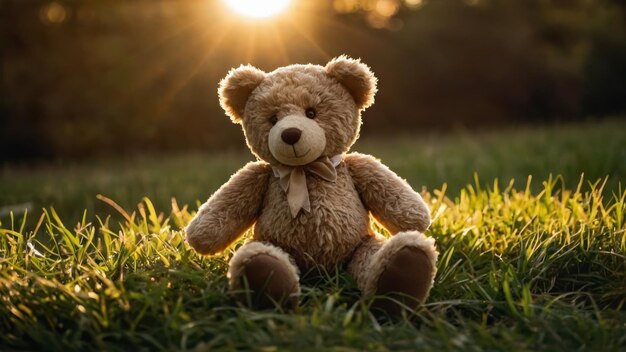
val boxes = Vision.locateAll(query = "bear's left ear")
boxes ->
[325,55,378,110]
[218,64,266,123]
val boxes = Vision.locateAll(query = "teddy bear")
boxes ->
[185,56,438,314]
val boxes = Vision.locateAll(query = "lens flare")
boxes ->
[224,0,291,19]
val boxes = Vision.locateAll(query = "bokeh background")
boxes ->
[2,0,626,161]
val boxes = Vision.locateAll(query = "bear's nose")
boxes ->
[281,128,302,145]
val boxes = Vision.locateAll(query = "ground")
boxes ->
[1,120,625,350]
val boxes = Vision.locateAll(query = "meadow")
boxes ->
[1,119,625,350]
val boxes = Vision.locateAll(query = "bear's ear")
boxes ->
[218,65,266,123]
[325,55,378,110]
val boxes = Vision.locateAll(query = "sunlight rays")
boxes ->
[127,0,371,123]
[267,24,291,66]
[153,19,236,119]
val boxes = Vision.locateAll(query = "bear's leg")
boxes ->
[228,241,300,309]
[347,233,386,293]
[348,231,438,315]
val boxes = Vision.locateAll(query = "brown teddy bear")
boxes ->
[185,56,438,314]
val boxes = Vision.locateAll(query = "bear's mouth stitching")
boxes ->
[292,146,310,158]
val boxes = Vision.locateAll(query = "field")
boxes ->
[1,119,625,350]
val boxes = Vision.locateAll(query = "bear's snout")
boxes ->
[281,128,302,145]
[268,114,326,166]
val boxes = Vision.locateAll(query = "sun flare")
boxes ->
[224,0,291,19]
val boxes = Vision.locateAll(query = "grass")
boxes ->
[2,119,625,225]
[1,119,625,350]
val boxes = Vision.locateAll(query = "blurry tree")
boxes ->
[1,0,625,161]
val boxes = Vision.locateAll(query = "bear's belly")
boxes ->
[254,164,370,269]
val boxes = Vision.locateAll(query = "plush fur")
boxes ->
[186,56,438,311]
[185,161,271,255]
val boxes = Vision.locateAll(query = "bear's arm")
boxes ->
[185,161,271,255]
[345,152,431,234]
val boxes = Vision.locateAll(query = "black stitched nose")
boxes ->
[281,128,302,145]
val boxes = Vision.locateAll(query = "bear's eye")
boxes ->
[305,108,316,119]
[269,115,278,125]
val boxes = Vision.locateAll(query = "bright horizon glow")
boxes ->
[224,0,291,19]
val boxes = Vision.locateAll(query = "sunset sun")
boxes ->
[224,0,291,19]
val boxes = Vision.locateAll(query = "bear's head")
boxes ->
[218,56,377,166]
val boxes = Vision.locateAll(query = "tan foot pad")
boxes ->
[238,253,299,309]
[372,247,434,315]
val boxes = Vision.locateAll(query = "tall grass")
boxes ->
[1,174,624,350]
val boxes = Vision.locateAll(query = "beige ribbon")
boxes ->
[272,155,342,218]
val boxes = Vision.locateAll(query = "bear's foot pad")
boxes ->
[237,253,299,309]
[371,246,434,315]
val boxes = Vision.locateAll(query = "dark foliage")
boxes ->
[1,0,626,160]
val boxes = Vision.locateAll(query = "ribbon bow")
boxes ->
[272,155,342,218]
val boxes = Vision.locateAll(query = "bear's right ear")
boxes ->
[218,65,266,123]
